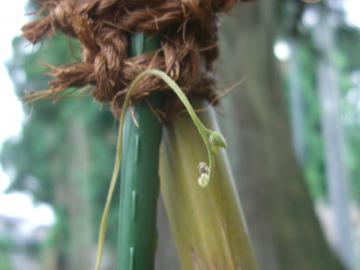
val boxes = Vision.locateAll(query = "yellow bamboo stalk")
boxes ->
[159,102,258,270]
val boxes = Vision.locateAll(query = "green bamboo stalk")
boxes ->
[159,101,258,270]
[117,34,163,270]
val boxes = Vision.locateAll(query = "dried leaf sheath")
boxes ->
[160,103,258,270]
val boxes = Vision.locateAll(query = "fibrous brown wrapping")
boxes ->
[22,0,250,118]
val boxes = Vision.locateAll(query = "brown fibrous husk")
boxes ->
[22,0,251,119]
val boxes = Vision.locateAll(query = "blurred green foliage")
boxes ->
[280,16,360,203]
[337,27,360,204]
[0,236,13,270]
[299,40,327,200]
[1,34,119,267]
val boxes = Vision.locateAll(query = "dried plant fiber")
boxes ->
[22,0,251,118]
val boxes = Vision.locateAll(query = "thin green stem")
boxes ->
[128,69,227,186]
[95,106,124,270]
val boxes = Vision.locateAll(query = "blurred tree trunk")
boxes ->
[313,7,354,268]
[217,1,344,269]
[287,41,306,165]
[156,200,180,270]
[46,119,95,270]
[51,155,70,270]
[65,119,95,270]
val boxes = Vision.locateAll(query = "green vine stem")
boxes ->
[95,68,227,269]
[127,69,227,186]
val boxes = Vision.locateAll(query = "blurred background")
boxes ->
[0,0,360,269]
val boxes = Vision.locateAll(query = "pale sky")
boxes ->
[0,65,23,194]
[344,0,360,28]
[0,0,55,228]
[0,1,27,170]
